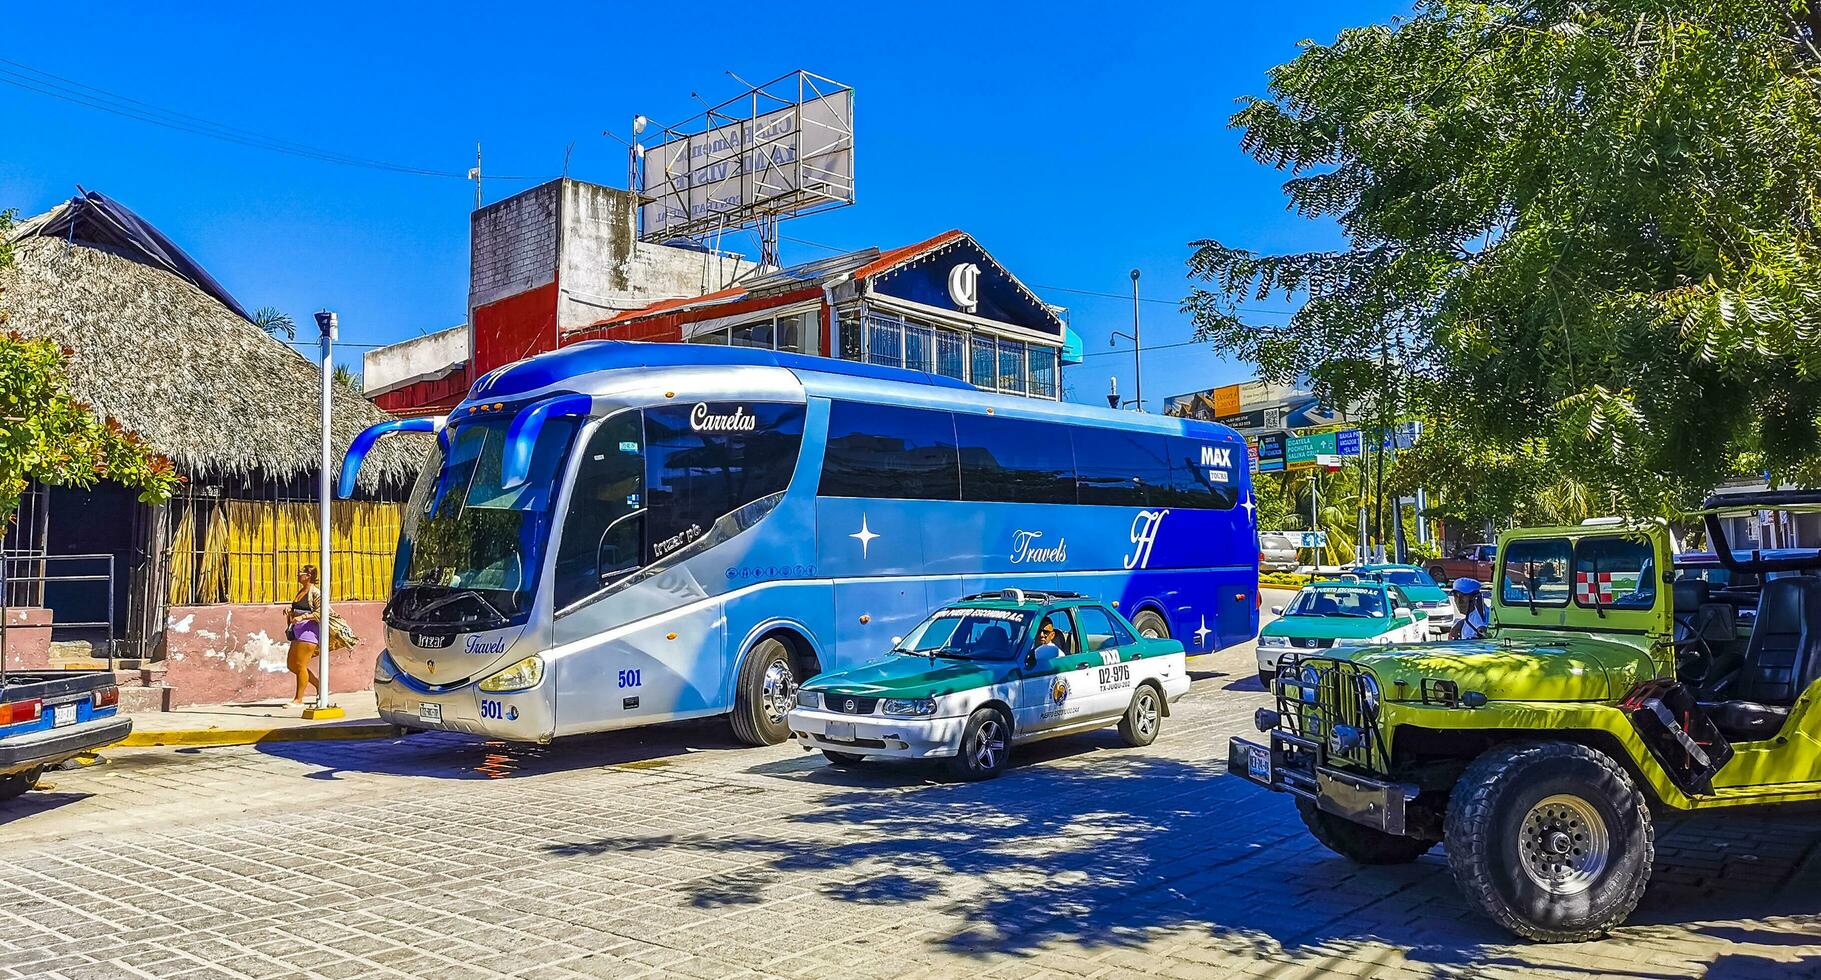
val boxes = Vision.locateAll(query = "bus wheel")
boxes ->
[822,750,866,767]
[946,707,1012,781]
[1118,684,1162,747]
[1131,609,1169,640]
[731,638,795,746]
[1445,741,1653,942]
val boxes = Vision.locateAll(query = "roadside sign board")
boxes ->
[1285,432,1338,470]
[1297,531,1328,549]
[1336,429,1362,456]
[1254,432,1286,472]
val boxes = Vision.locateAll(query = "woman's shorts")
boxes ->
[290,620,321,646]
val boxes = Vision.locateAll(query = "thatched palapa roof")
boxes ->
[1,193,423,490]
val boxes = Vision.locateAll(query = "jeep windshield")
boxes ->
[388,414,581,629]
[894,609,1036,661]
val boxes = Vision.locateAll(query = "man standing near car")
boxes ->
[1450,578,1490,640]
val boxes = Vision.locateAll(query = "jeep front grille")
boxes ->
[1276,657,1388,772]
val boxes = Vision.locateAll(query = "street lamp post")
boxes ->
[307,310,343,720]
[1109,269,1145,411]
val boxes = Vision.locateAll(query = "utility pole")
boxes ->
[1110,270,1145,411]
[307,310,343,720]
[469,142,483,212]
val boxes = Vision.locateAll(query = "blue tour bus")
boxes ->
[340,341,1257,745]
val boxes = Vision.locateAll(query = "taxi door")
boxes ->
[1073,604,1148,718]
[1014,608,1099,736]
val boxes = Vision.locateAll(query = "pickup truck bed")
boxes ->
[0,671,130,800]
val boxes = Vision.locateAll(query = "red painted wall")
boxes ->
[372,365,471,416]
[473,281,561,377]
[162,602,386,707]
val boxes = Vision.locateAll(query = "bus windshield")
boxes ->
[389,415,580,628]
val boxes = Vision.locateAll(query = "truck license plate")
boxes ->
[1247,745,1271,781]
[826,721,856,742]
[419,702,442,723]
[52,704,76,728]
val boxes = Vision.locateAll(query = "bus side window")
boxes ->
[954,414,1078,504]
[644,403,806,565]
[552,412,646,609]
[819,402,959,500]
[1073,429,1169,507]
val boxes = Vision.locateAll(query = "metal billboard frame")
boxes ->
[639,70,855,264]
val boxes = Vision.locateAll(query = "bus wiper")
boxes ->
[410,589,509,628]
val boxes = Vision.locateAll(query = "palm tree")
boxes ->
[253,306,295,342]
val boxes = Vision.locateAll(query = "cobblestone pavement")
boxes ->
[6,642,1821,979]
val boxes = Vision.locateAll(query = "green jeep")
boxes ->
[1230,488,1821,942]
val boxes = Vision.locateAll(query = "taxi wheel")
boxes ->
[1258,670,1277,688]
[0,767,41,802]
[730,638,795,746]
[1131,609,1169,640]
[1118,684,1163,747]
[822,750,867,767]
[946,707,1012,781]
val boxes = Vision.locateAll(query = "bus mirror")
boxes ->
[890,636,903,647]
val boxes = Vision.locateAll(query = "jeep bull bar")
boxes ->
[1229,733,1421,837]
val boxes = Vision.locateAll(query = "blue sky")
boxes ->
[1,2,1408,405]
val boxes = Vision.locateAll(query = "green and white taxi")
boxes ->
[1351,563,1456,636]
[787,590,1191,780]
[1254,579,1430,685]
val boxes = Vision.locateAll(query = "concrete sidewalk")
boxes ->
[116,690,393,747]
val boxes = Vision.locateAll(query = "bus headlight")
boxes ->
[478,655,545,692]
[795,690,821,710]
[374,651,397,684]
[883,697,937,717]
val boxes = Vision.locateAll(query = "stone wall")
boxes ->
[162,601,385,707]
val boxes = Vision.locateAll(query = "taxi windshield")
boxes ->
[896,608,1035,661]
[1366,568,1435,588]
[1286,587,1389,619]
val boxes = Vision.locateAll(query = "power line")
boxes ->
[778,234,1298,317]
[1081,336,1215,359]
[0,56,555,181]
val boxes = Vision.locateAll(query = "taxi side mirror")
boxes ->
[1271,606,1284,616]
[1024,650,1037,669]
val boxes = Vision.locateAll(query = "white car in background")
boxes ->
[1259,532,1301,572]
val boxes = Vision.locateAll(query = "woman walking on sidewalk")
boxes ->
[284,565,358,706]
[285,565,323,706]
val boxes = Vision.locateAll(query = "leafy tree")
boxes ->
[0,209,181,519]
[253,306,296,342]
[1188,1,1821,515]
[333,364,363,393]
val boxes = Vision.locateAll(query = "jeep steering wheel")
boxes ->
[1674,619,1714,685]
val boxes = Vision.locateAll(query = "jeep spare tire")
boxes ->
[1444,741,1654,942]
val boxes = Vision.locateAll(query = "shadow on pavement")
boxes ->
[544,737,1821,975]
[255,716,751,780]
[0,787,90,825]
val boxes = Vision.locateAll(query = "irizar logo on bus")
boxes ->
[690,403,758,432]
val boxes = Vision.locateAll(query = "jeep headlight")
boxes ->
[796,690,821,710]
[883,696,937,716]
[1359,674,1381,713]
[477,654,545,692]
[1258,635,1290,648]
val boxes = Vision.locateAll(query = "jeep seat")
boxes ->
[1700,576,1821,741]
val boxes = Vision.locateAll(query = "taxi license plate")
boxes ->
[826,721,856,742]
[419,702,442,723]
[52,704,76,728]
[1247,745,1272,782]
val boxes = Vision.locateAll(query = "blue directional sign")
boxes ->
[1336,429,1362,456]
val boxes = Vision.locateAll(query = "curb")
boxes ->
[111,721,397,749]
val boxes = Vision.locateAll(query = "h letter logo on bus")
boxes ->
[1123,509,1168,570]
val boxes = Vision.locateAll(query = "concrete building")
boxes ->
[366,178,1080,414]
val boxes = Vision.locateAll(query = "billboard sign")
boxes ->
[640,71,855,241]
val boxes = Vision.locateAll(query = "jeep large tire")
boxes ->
[730,638,795,746]
[1444,741,1653,942]
[1297,798,1436,864]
